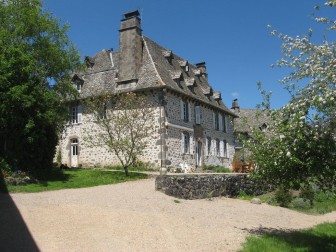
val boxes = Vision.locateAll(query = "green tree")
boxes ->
[84,92,155,176]
[246,2,336,190]
[0,0,81,172]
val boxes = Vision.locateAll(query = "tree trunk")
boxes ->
[124,166,129,176]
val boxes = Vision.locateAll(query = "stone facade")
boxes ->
[58,11,238,171]
[155,174,272,199]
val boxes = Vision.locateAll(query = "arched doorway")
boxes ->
[70,138,79,167]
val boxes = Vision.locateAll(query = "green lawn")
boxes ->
[240,222,336,252]
[237,191,336,215]
[5,168,148,193]
[99,165,157,172]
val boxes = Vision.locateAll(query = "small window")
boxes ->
[76,80,82,92]
[181,100,189,122]
[222,114,227,133]
[71,139,78,156]
[181,132,190,154]
[195,105,201,124]
[72,106,78,124]
[207,137,211,156]
[213,112,219,130]
[185,65,189,72]
[215,139,220,157]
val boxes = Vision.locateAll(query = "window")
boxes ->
[181,132,193,154]
[222,114,227,133]
[224,140,228,158]
[180,100,189,122]
[215,139,220,157]
[195,105,201,124]
[76,80,82,92]
[207,137,211,156]
[71,105,82,124]
[71,139,78,156]
[185,65,189,72]
[213,112,219,130]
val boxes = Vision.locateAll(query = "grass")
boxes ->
[202,165,231,173]
[240,222,336,252]
[237,190,336,215]
[100,165,157,172]
[5,168,148,193]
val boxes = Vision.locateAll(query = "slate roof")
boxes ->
[234,109,270,134]
[75,36,237,117]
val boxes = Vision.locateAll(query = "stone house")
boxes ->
[57,10,238,171]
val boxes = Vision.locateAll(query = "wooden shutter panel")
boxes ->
[219,114,223,131]
[188,102,191,122]
[220,141,224,157]
[181,132,185,154]
[226,141,229,158]
[205,138,208,156]
[195,106,200,124]
[189,135,193,154]
[77,105,82,123]
[213,112,215,129]
[180,100,184,120]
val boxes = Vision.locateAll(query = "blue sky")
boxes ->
[42,0,333,109]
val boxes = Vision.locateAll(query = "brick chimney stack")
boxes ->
[231,99,240,112]
[118,10,143,85]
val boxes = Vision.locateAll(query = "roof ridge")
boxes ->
[142,36,165,86]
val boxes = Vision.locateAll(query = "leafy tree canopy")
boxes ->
[246,1,336,190]
[0,0,81,172]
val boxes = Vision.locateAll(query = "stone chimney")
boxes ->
[118,10,143,86]
[195,62,207,80]
[231,99,240,112]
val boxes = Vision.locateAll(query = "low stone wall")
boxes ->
[155,174,271,200]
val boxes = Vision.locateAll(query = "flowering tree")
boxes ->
[246,1,336,190]
[84,92,155,176]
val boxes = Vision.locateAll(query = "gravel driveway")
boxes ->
[1,178,335,252]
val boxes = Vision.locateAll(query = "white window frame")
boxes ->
[71,105,82,124]
[181,132,190,154]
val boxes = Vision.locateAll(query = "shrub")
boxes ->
[275,187,293,207]
[290,197,312,209]
[299,186,315,206]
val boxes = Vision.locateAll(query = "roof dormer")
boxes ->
[72,74,84,92]
[162,50,173,64]
[178,60,189,72]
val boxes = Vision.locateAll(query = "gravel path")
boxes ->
[1,178,335,252]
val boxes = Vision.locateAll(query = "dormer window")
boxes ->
[163,50,173,64]
[170,70,183,88]
[76,80,82,92]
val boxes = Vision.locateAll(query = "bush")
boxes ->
[299,186,315,206]
[290,197,312,210]
[275,187,293,207]
[0,158,11,173]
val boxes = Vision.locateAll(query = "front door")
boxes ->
[196,141,202,167]
[70,139,78,167]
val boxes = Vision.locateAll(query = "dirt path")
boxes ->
[1,178,335,252]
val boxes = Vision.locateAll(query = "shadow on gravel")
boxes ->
[242,225,336,252]
[0,171,40,251]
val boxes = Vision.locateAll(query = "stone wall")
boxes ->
[155,174,271,200]
[164,91,235,169]
[58,91,162,168]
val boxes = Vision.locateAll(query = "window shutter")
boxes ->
[195,106,200,124]
[220,141,224,157]
[189,135,193,154]
[223,115,227,132]
[180,100,184,120]
[211,139,215,156]
[213,112,215,129]
[77,105,82,123]
[226,141,229,158]
[188,102,191,122]
[181,132,185,154]
[219,114,223,131]
[205,138,208,156]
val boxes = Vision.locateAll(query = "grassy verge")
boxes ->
[240,222,336,252]
[5,168,148,193]
[202,165,231,173]
[100,165,157,172]
[237,191,336,215]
